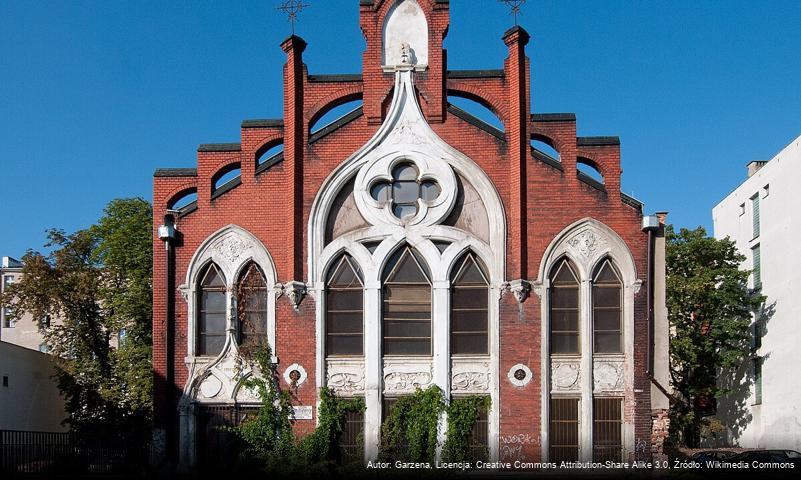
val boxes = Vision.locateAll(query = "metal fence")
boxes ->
[0,429,150,476]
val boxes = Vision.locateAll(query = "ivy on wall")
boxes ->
[442,395,491,462]
[231,346,489,472]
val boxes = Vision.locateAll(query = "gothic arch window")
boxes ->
[197,263,226,356]
[326,254,364,357]
[549,258,580,355]
[592,259,623,354]
[450,252,489,355]
[382,246,431,356]
[236,262,269,349]
[370,162,440,219]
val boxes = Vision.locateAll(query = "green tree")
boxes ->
[666,226,764,447]
[0,198,152,440]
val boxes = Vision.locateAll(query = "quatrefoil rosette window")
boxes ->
[355,153,457,227]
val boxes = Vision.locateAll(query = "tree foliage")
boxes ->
[0,198,153,439]
[666,225,764,447]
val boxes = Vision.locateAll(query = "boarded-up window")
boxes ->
[592,260,623,354]
[451,253,489,355]
[550,397,579,463]
[338,409,364,464]
[326,255,364,356]
[550,259,580,355]
[382,247,431,356]
[198,263,226,356]
[237,263,268,348]
[592,397,622,462]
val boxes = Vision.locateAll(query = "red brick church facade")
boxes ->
[152,0,669,471]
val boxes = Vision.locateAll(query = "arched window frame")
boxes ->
[197,263,227,357]
[381,245,433,357]
[450,252,490,356]
[591,259,623,354]
[182,225,278,360]
[548,257,581,356]
[236,262,270,349]
[325,254,365,357]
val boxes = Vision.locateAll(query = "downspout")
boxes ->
[158,215,177,463]
[642,215,660,376]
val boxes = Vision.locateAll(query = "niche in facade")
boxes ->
[382,0,428,70]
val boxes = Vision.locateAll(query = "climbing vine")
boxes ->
[230,344,365,474]
[442,395,491,462]
[380,385,446,463]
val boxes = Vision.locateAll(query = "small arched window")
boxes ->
[326,254,364,356]
[450,253,489,355]
[592,260,622,354]
[549,259,580,355]
[382,247,431,356]
[370,163,440,219]
[237,262,268,348]
[197,263,226,356]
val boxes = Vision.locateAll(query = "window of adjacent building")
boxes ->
[752,244,762,290]
[549,259,580,355]
[549,397,579,463]
[593,260,623,354]
[2,307,14,328]
[2,275,13,289]
[39,343,49,354]
[739,203,745,216]
[237,263,269,348]
[593,397,623,462]
[39,315,51,329]
[751,193,760,239]
[197,263,226,356]
[382,247,432,356]
[326,254,364,356]
[753,357,763,405]
[762,184,770,198]
[450,253,489,355]
[337,409,365,464]
[370,163,440,220]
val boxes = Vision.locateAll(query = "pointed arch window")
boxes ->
[592,260,623,354]
[198,263,226,356]
[549,259,580,355]
[237,262,269,348]
[382,247,432,356]
[326,254,364,356]
[450,253,489,355]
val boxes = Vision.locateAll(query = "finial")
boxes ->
[277,0,311,35]
[499,0,527,26]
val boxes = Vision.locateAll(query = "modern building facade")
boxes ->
[151,0,670,470]
[0,341,67,432]
[712,134,801,451]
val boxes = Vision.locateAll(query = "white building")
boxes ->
[712,134,801,451]
[1,256,52,352]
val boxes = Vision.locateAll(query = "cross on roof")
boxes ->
[277,0,310,35]
[499,0,527,26]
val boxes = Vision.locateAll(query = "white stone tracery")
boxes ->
[176,225,278,468]
[308,67,506,462]
[535,218,638,463]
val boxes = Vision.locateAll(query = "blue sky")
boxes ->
[1,0,800,259]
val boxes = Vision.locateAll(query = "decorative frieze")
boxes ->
[326,358,366,395]
[451,358,491,393]
[551,360,581,392]
[383,358,433,394]
[593,358,624,392]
